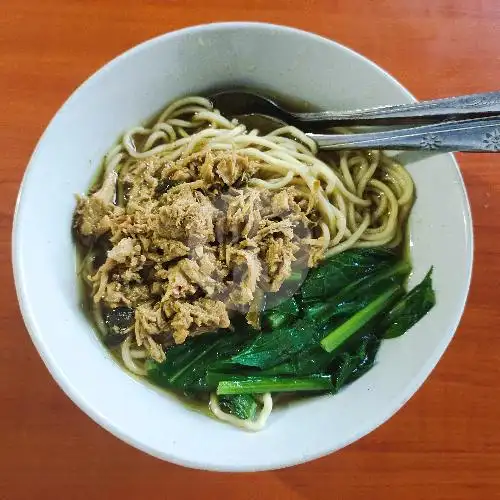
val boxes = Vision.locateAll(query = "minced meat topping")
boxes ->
[74,149,325,362]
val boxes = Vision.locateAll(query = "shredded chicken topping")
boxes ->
[74,149,325,362]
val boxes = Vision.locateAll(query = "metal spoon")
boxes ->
[210,89,500,127]
[236,113,500,152]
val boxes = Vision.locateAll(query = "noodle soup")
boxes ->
[73,95,431,431]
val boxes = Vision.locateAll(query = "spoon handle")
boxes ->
[293,91,500,126]
[308,116,500,152]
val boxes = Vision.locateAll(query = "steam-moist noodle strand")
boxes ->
[121,336,147,376]
[92,95,414,429]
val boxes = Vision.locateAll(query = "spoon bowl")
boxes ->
[210,88,500,127]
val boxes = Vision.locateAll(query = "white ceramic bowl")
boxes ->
[13,22,473,471]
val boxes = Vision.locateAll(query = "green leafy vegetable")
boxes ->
[326,260,411,316]
[382,268,436,339]
[321,284,402,353]
[216,375,333,395]
[262,296,300,330]
[262,329,382,384]
[144,249,435,424]
[218,394,257,420]
[147,330,250,392]
[228,251,409,369]
[330,334,381,392]
[230,318,330,369]
[206,371,259,388]
[300,248,397,302]
[302,260,411,323]
[257,345,337,376]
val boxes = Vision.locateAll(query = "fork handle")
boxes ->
[293,91,500,126]
[307,116,500,152]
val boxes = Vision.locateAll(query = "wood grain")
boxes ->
[2,1,500,498]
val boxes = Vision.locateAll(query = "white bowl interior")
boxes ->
[13,23,472,471]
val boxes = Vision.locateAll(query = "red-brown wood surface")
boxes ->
[2,1,500,498]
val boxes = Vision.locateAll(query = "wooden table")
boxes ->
[2,1,500,498]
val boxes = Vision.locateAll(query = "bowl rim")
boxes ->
[12,21,474,471]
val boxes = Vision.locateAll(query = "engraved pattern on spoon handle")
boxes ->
[308,116,500,152]
[294,91,500,124]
